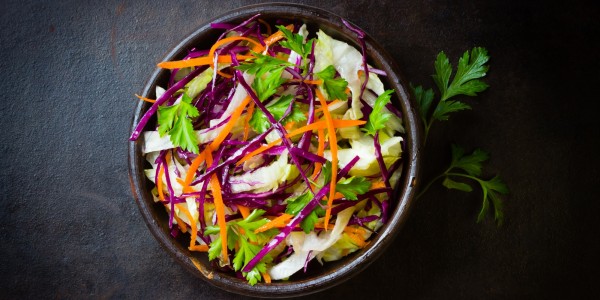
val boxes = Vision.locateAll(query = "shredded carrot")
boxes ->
[303,79,323,85]
[209,36,264,67]
[182,151,207,192]
[312,129,326,180]
[173,214,188,233]
[237,205,250,219]
[242,101,255,141]
[314,99,342,114]
[347,232,367,247]
[284,121,296,131]
[157,54,254,69]
[135,94,156,103]
[262,271,272,284]
[316,89,338,231]
[177,203,202,251]
[157,163,165,201]
[189,244,209,252]
[205,149,229,263]
[210,95,251,150]
[236,119,365,166]
[370,180,386,190]
[261,24,294,49]
[254,213,293,233]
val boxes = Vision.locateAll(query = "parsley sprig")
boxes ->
[157,93,200,153]
[315,65,349,101]
[363,89,394,136]
[206,209,277,285]
[236,53,293,101]
[413,47,490,141]
[276,25,314,59]
[413,47,509,226]
[249,94,307,133]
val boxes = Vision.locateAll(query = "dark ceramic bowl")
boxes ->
[129,3,421,298]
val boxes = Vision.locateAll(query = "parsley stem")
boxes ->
[446,172,484,185]
[416,164,452,200]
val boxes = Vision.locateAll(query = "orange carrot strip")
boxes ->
[254,213,293,233]
[262,271,272,284]
[261,24,294,49]
[177,203,200,250]
[347,232,367,247]
[217,69,233,78]
[157,54,254,69]
[312,129,326,180]
[370,180,386,190]
[210,95,251,150]
[242,101,255,141]
[209,36,264,66]
[314,100,342,114]
[205,149,229,263]
[135,94,156,103]
[316,89,338,231]
[173,214,188,233]
[157,163,165,201]
[182,151,207,192]
[303,79,323,85]
[189,244,209,252]
[237,205,250,219]
[236,119,365,166]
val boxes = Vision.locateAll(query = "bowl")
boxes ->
[128,3,421,298]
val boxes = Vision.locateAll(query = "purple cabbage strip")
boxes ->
[157,152,177,229]
[380,199,390,224]
[189,128,274,186]
[242,155,360,272]
[289,147,326,164]
[341,19,369,105]
[233,68,314,194]
[130,67,204,140]
[373,132,390,187]
[347,215,380,226]
[210,22,236,30]
[298,87,315,151]
[385,102,403,119]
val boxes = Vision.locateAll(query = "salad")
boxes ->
[130,15,405,285]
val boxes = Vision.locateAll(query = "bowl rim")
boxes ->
[128,2,422,298]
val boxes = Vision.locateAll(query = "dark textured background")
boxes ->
[1,0,599,298]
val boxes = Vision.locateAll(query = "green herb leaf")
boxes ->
[431,100,471,121]
[362,89,394,136]
[236,53,293,101]
[250,95,307,133]
[442,177,473,192]
[411,84,434,124]
[285,192,313,215]
[235,52,293,77]
[157,94,200,153]
[316,65,349,101]
[321,161,332,184]
[450,144,489,176]
[433,48,490,101]
[335,176,371,200]
[285,192,325,233]
[276,25,313,59]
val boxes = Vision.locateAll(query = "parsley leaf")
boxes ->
[421,144,508,226]
[236,53,293,101]
[412,47,490,141]
[206,209,277,285]
[335,176,371,200]
[433,48,490,101]
[362,89,394,136]
[275,25,313,59]
[249,95,307,133]
[315,65,349,101]
[285,192,325,233]
[157,93,200,153]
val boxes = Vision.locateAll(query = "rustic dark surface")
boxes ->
[1,0,599,299]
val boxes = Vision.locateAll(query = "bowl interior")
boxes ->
[129,3,421,298]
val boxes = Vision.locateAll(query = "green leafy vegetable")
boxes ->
[236,53,293,101]
[413,47,509,226]
[315,65,349,101]
[362,90,394,136]
[249,95,307,133]
[276,25,313,59]
[412,47,490,141]
[206,209,277,285]
[285,192,325,233]
[157,93,200,153]
[335,176,371,200]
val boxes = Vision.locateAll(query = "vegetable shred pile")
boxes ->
[130,15,405,285]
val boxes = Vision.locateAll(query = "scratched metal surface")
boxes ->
[1,0,599,298]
